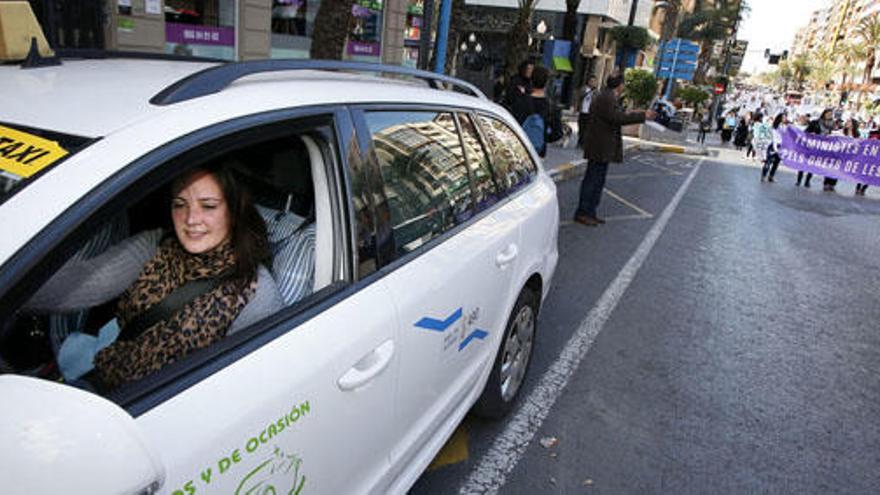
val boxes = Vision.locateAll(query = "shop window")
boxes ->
[165,0,236,60]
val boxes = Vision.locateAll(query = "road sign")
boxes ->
[653,38,699,83]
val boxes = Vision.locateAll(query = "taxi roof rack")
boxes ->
[149,59,488,105]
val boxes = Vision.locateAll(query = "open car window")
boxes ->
[0,122,93,205]
[0,116,345,407]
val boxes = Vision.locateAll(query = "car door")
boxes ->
[0,108,400,495]
[354,108,521,477]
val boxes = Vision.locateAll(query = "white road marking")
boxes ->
[458,158,705,495]
[604,188,653,218]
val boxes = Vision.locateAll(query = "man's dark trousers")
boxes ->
[576,160,609,217]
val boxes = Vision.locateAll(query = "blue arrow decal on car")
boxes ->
[414,308,463,332]
[458,329,488,351]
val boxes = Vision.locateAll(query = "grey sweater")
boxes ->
[27,230,284,334]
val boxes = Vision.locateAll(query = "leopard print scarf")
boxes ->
[94,236,257,388]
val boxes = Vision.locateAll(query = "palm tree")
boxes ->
[789,54,810,91]
[563,0,581,42]
[503,0,540,77]
[834,41,865,87]
[807,47,835,94]
[856,16,880,85]
[676,0,746,84]
[310,0,355,60]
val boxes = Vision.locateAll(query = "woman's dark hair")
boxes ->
[171,166,270,281]
[531,65,549,89]
[848,118,860,137]
[773,113,784,129]
[606,75,624,90]
[517,60,534,76]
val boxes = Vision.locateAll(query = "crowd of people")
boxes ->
[707,89,879,196]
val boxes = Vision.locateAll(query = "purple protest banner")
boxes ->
[779,126,880,186]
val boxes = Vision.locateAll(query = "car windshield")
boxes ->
[0,122,92,205]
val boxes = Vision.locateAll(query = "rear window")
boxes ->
[0,122,92,204]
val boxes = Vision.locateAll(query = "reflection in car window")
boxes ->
[477,115,537,195]
[365,111,473,256]
[457,113,500,212]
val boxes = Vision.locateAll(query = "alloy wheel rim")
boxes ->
[499,304,535,402]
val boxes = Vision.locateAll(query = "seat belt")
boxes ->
[120,274,229,341]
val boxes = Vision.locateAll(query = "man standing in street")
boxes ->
[574,75,656,226]
[577,75,598,148]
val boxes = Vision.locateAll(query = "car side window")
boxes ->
[0,118,343,402]
[477,115,537,195]
[364,111,473,256]
[457,113,501,212]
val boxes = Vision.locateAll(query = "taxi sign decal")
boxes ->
[0,125,69,178]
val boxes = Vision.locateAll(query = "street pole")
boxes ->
[434,0,452,74]
[418,0,434,71]
[709,2,742,121]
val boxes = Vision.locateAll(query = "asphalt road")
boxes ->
[410,148,880,494]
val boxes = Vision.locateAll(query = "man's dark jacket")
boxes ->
[583,88,646,163]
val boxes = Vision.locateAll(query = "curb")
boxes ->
[547,143,640,183]
[622,138,710,156]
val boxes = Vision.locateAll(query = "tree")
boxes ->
[677,0,748,84]
[856,16,880,85]
[503,0,540,77]
[789,55,810,91]
[806,48,835,93]
[624,68,659,109]
[310,0,355,60]
[563,0,580,42]
[834,41,865,86]
[676,85,710,108]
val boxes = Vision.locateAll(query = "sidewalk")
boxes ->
[544,117,709,183]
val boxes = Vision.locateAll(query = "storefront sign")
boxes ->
[166,23,235,47]
[347,0,383,60]
[780,126,880,186]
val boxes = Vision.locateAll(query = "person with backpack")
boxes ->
[512,65,561,158]
[574,75,656,226]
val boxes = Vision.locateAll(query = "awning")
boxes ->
[552,56,573,72]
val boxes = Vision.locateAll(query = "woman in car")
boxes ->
[27,166,283,389]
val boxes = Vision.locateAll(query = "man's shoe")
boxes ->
[595,217,606,224]
[573,214,600,226]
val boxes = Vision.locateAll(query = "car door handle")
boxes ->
[337,340,395,391]
[495,244,519,268]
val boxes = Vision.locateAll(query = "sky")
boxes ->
[737,0,829,74]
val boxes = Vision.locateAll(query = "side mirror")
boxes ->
[0,375,165,494]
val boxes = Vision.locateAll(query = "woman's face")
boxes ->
[172,171,231,254]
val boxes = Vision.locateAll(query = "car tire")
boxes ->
[473,287,538,419]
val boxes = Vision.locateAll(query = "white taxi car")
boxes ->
[0,53,558,493]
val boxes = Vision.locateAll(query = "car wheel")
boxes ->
[473,287,538,419]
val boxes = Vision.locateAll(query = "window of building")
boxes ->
[477,115,537,195]
[364,111,473,256]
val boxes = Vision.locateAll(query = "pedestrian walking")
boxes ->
[734,115,749,150]
[798,109,834,188]
[577,75,598,148]
[511,66,561,158]
[574,75,656,227]
[856,122,879,195]
[721,111,736,144]
[761,113,785,182]
[503,60,534,111]
[697,112,711,144]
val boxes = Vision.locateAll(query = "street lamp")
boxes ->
[460,33,484,71]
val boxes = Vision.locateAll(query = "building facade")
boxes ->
[790,0,880,85]
[23,0,426,66]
